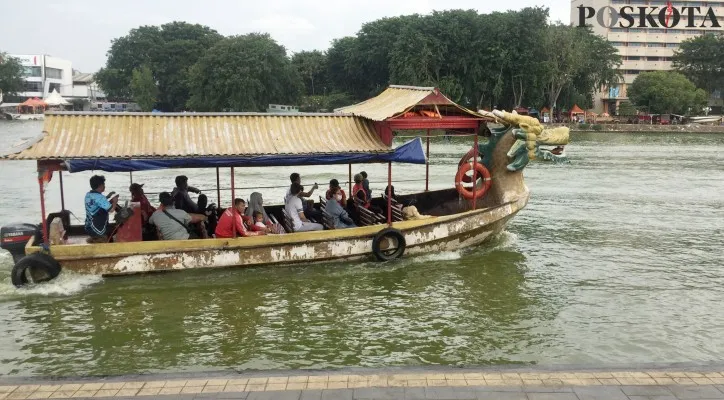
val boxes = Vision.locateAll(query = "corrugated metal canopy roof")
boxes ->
[4,112,390,160]
[335,85,485,122]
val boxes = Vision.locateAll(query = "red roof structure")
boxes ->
[569,104,585,115]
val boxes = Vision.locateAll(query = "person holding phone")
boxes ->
[84,175,119,243]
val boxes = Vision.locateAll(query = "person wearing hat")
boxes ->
[129,183,156,225]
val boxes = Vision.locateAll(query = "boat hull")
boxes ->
[26,196,528,277]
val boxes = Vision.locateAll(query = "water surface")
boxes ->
[0,120,722,377]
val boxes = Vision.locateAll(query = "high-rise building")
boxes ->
[570,0,724,115]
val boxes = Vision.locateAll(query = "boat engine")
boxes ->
[1,223,40,263]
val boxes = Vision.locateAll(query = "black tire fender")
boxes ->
[11,253,62,287]
[372,228,406,262]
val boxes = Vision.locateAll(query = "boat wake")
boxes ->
[410,251,463,262]
[0,271,103,298]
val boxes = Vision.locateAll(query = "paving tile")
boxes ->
[48,391,77,399]
[473,392,527,400]
[654,378,678,385]
[484,379,505,386]
[325,381,347,389]
[320,389,353,400]
[526,393,579,400]
[573,386,629,400]
[223,385,247,393]
[672,377,697,385]
[27,392,53,400]
[0,388,17,394]
[481,373,502,381]
[185,380,209,387]
[447,379,467,387]
[444,373,467,380]
[247,378,269,385]
[70,391,96,398]
[113,389,139,397]
[704,373,724,378]
[403,387,426,400]
[284,383,307,390]
[463,374,484,381]
[15,386,40,393]
[346,381,369,389]
[691,378,716,385]
[327,375,348,383]
[299,390,322,400]
[710,378,724,385]
[666,384,724,399]
[353,387,405,399]
[424,387,477,399]
[137,387,162,396]
[6,394,30,400]
[78,384,104,392]
[263,384,286,392]
[157,387,181,396]
[305,382,327,390]
[58,386,81,393]
[99,383,124,391]
[247,391,300,400]
[215,393,249,399]
[627,396,678,400]
[180,386,204,394]
[620,385,674,396]
[306,376,327,383]
[426,379,448,387]
[121,382,145,390]
[287,376,309,384]
[207,379,230,386]
[244,384,266,392]
[227,380,249,386]
[36,387,61,393]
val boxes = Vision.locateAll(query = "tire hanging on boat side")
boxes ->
[11,253,61,287]
[372,228,406,262]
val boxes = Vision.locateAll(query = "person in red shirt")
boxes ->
[215,198,265,238]
[325,179,347,207]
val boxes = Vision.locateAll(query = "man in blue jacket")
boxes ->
[84,175,119,243]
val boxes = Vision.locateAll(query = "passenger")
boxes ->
[383,185,414,207]
[251,211,268,232]
[285,183,324,232]
[325,179,347,207]
[285,173,323,221]
[84,175,119,243]
[360,171,372,199]
[245,192,285,234]
[284,173,317,203]
[171,175,207,214]
[352,173,370,209]
[215,198,265,238]
[149,192,207,240]
[326,186,357,229]
[129,183,155,224]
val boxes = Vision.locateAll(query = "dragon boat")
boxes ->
[0,86,569,287]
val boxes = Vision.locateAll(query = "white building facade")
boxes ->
[570,0,724,114]
[10,54,73,101]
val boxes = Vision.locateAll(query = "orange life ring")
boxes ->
[457,147,478,183]
[455,162,492,200]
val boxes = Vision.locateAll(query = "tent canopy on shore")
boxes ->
[44,90,71,107]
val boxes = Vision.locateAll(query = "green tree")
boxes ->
[96,22,222,110]
[187,33,302,112]
[673,33,724,95]
[292,50,328,96]
[617,101,637,116]
[628,71,707,114]
[541,24,621,113]
[130,65,158,111]
[0,52,25,97]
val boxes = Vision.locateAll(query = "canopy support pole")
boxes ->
[472,131,478,210]
[425,129,430,192]
[58,170,65,211]
[216,168,221,206]
[129,171,133,184]
[387,162,392,226]
[348,164,352,195]
[38,176,49,247]
[231,167,236,238]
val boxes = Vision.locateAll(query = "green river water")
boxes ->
[0,120,722,377]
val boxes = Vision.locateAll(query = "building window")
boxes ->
[649,42,667,47]
[629,42,646,46]
[666,43,679,47]
[626,56,642,60]
[612,0,626,3]
[45,67,63,79]
[629,28,645,33]
[649,29,666,34]
[611,42,627,46]
[23,66,42,77]
[611,28,628,33]
[668,29,685,34]
[23,81,43,92]
[48,83,61,93]
[650,0,667,4]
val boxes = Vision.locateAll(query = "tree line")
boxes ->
[1,12,721,115]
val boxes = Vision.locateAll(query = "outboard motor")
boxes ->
[1,223,40,263]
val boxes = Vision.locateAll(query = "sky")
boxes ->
[0,0,570,72]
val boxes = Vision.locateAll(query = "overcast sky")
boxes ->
[0,0,570,72]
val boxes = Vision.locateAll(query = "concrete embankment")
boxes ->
[551,123,724,134]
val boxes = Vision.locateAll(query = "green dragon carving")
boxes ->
[476,110,570,172]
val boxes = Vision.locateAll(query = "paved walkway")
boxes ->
[2,367,724,399]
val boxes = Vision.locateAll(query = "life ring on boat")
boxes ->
[455,162,492,200]
[457,147,479,183]
[11,253,61,287]
[372,228,406,262]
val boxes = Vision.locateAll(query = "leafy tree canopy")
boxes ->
[130,65,158,111]
[96,22,222,110]
[628,71,707,114]
[673,33,724,95]
[0,52,25,97]
[186,33,302,112]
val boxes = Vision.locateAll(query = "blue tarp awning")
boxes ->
[66,138,427,173]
